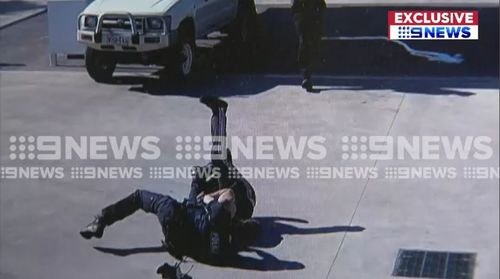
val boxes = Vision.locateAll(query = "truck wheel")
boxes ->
[170,26,195,81]
[85,48,116,83]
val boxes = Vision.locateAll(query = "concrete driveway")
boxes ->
[0,3,499,279]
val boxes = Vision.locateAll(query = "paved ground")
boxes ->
[0,0,46,29]
[0,71,498,279]
[0,3,499,279]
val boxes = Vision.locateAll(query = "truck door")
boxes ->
[194,0,221,36]
[216,0,238,25]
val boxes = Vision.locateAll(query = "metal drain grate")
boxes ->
[392,249,476,279]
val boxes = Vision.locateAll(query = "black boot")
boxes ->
[200,96,228,112]
[79,215,106,239]
[156,262,189,279]
[301,78,313,92]
[300,68,314,92]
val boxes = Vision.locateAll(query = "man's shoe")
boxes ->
[79,215,105,239]
[157,262,190,279]
[301,79,313,92]
[200,96,228,112]
[156,262,178,279]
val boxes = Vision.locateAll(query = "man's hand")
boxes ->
[203,194,215,204]
[196,191,205,201]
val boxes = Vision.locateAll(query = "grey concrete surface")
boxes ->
[0,0,47,29]
[0,71,498,279]
[327,88,500,279]
[0,2,499,278]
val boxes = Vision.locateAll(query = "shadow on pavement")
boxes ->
[93,216,364,273]
[94,245,168,257]
[100,6,498,97]
[112,74,497,97]
[222,216,365,271]
[0,7,497,76]
[0,62,25,67]
[251,7,499,76]
[250,217,365,249]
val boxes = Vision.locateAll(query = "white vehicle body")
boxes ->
[77,0,238,52]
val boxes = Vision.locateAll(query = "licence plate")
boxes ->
[103,33,130,46]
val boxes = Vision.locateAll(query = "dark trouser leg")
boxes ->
[187,105,229,200]
[299,37,312,81]
[101,190,179,231]
[210,107,230,184]
[210,106,227,158]
[294,15,312,80]
[294,13,325,81]
[188,105,229,198]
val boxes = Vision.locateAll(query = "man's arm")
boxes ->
[203,188,237,219]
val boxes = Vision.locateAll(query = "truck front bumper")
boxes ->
[77,13,176,52]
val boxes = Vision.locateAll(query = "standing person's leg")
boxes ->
[80,189,180,239]
[294,14,313,91]
[310,4,326,71]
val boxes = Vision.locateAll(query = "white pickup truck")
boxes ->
[77,0,256,82]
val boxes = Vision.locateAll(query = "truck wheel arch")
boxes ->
[178,18,195,40]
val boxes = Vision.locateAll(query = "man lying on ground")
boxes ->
[80,97,259,266]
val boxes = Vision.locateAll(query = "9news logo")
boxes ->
[388,11,479,40]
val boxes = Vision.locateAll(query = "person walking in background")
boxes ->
[292,0,326,92]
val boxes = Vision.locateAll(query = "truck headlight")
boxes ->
[83,15,98,29]
[147,17,163,31]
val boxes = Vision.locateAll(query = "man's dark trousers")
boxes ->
[100,190,181,239]
[292,0,326,80]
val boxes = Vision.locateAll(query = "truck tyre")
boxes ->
[170,24,195,81]
[85,47,116,83]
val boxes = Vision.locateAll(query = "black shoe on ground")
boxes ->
[79,215,105,239]
[200,96,228,112]
[301,79,313,92]
[156,262,178,279]
[157,262,188,279]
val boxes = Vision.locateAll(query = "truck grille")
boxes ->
[101,17,145,34]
